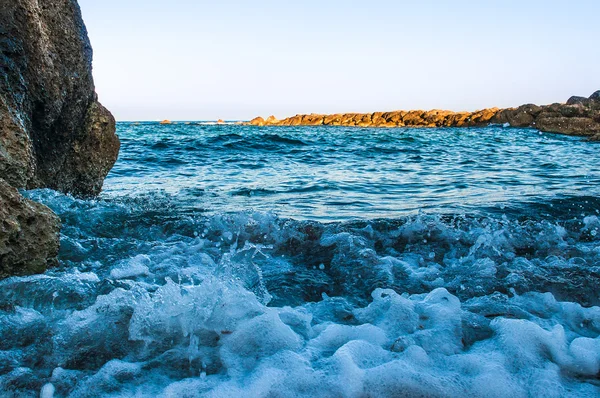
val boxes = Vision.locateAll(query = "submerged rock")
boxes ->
[0,0,119,277]
[0,179,60,279]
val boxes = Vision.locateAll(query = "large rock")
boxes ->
[535,116,600,136]
[0,0,120,278]
[531,92,600,137]
[0,178,60,279]
[0,0,120,196]
[492,104,543,127]
[249,116,265,126]
[566,96,590,106]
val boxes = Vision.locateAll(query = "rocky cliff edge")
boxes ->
[0,0,120,278]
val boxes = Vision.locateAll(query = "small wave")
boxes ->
[230,188,275,197]
[5,124,600,397]
[207,133,244,143]
[258,133,308,146]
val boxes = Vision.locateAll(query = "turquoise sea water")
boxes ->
[107,123,600,221]
[2,123,600,397]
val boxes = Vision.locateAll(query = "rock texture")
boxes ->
[0,0,120,196]
[0,178,60,279]
[0,0,119,278]
[248,91,600,140]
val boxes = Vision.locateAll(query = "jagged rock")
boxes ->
[323,114,342,125]
[355,114,371,127]
[531,92,600,136]
[493,104,542,127]
[471,108,498,124]
[341,114,358,125]
[0,0,120,278]
[288,115,303,126]
[566,96,590,106]
[301,114,324,126]
[249,116,265,126]
[382,111,403,124]
[246,91,600,140]
[423,110,452,127]
[403,111,426,126]
[371,112,385,125]
[536,116,600,136]
[265,115,279,125]
[0,178,60,279]
[52,101,119,196]
[0,0,120,196]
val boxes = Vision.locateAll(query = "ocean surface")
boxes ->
[2,123,600,397]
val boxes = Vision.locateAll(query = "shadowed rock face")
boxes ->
[0,178,59,279]
[0,0,119,278]
[248,91,600,140]
[0,0,120,196]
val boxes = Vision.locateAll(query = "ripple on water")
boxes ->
[2,124,600,396]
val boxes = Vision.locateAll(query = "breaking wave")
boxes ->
[1,124,599,397]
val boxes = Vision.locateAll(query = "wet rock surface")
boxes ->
[0,0,119,278]
[0,178,60,279]
[0,0,120,195]
[249,91,600,140]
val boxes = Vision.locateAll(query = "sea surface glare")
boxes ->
[2,123,600,397]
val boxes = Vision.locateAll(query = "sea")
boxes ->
[2,123,600,397]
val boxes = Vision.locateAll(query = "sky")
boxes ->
[79,0,600,121]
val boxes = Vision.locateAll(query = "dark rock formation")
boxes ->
[0,0,120,196]
[491,93,600,139]
[533,95,600,140]
[0,178,60,279]
[566,96,590,106]
[0,0,119,278]
[248,91,600,140]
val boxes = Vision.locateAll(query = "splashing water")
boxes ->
[1,124,600,397]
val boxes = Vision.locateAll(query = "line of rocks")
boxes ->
[248,91,600,140]
[0,0,119,278]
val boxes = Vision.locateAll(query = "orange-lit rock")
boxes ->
[249,116,265,126]
[246,91,600,139]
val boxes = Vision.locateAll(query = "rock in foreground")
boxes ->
[0,0,120,196]
[248,91,600,140]
[0,0,120,278]
[0,179,60,279]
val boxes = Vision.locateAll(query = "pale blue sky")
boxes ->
[79,0,600,121]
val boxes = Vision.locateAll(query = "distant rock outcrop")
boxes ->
[248,91,600,140]
[0,0,120,278]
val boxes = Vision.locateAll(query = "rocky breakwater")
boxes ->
[0,0,120,278]
[249,91,600,140]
